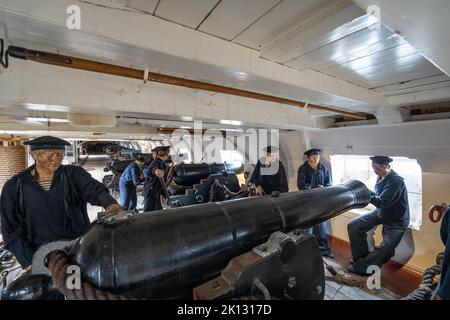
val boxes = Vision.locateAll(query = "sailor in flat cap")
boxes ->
[347,156,410,275]
[142,145,172,212]
[0,136,122,272]
[248,145,289,196]
[304,148,321,157]
[118,153,146,212]
[150,146,159,159]
[297,148,334,258]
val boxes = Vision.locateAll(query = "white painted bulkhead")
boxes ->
[278,120,450,273]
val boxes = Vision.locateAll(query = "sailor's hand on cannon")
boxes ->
[105,203,122,215]
[99,210,132,222]
[256,185,265,196]
[98,204,132,222]
[155,169,165,178]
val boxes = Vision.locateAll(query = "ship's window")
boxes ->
[219,150,244,165]
[330,155,422,230]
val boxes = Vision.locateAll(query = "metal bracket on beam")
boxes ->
[143,65,149,84]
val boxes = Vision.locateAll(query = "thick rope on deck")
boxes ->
[401,252,444,300]
[48,251,129,300]
[323,260,368,289]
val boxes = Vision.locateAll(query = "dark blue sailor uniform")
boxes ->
[439,206,450,300]
[142,158,168,212]
[297,162,332,255]
[348,170,410,274]
[248,159,289,194]
[0,165,117,268]
[119,162,142,211]
[297,162,331,190]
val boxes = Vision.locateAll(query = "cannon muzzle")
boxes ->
[173,163,243,186]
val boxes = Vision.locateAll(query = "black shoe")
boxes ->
[347,265,369,276]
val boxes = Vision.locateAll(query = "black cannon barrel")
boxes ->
[1,274,57,300]
[72,180,370,299]
[108,159,134,173]
[173,163,243,186]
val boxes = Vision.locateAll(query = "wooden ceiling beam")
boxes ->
[6,45,368,120]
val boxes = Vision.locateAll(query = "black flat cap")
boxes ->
[153,145,171,152]
[304,148,321,157]
[263,145,279,153]
[24,136,70,151]
[370,156,393,165]
[133,153,147,162]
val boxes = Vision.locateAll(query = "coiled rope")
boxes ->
[401,252,444,300]
[48,251,130,300]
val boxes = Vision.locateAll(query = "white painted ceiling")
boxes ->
[120,0,450,100]
[1,0,450,128]
[0,8,371,113]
